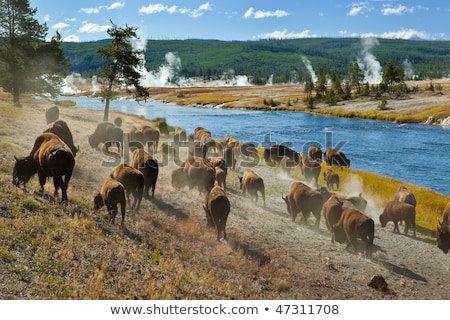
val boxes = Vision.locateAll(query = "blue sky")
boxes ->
[29,0,450,42]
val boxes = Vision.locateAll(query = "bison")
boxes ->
[45,105,59,124]
[88,122,123,152]
[44,120,79,157]
[341,193,368,212]
[300,156,321,186]
[264,144,299,167]
[436,202,450,254]
[332,208,375,259]
[394,186,417,207]
[110,164,144,211]
[282,181,322,227]
[238,169,266,206]
[131,149,158,200]
[13,132,75,203]
[322,195,344,231]
[183,156,216,194]
[380,200,416,237]
[171,167,189,190]
[94,178,126,227]
[325,147,350,168]
[173,127,187,145]
[323,169,339,190]
[308,145,323,162]
[203,186,230,241]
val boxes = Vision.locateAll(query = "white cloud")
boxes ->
[139,2,211,18]
[139,3,167,14]
[64,34,80,42]
[347,2,372,16]
[80,8,100,14]
[52,22,69,29]
[255,29,316,40]
[78,22,110,33]
[361,28,429,40]
[44,14,50,22]
[243,7,289,19]
[381,5,414,16]
[64,18,77,22]
[107,2,125,10]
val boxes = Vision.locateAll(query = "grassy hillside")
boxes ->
[62,38,450,83]
[0,92,449,299]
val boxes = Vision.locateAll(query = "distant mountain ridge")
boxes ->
[62,38,450,84]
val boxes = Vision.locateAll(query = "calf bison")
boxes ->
[325,147,350,168]
[111,164,144,211]
[131,149,158,200]
[332,208,374,259]
[323,169,339,190]
[13,132,75,203]
[94,178,126,227]
[203,186,230,241]
[394,186,417,207]
[436,202,450,254]
[238,169,266,206]
[379,200,416,237]
[300,156,321,186]
[282,181,322,227]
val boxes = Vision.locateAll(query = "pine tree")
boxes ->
[0,0,68,106]
[98,21,149,121]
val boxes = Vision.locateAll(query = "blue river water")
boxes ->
[67,95,450,196]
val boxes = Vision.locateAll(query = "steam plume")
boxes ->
[301,56,317,83]
[357,37,382,84]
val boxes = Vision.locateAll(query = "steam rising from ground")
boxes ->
[357,37,382,84]
[301,56,318,83]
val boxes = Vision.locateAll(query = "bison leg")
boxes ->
[393,221,400,233]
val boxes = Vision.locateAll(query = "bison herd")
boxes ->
[11,106,450,258]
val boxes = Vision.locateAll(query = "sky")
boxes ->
[29,0,450,42]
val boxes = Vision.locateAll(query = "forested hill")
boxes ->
[61,38,450,84]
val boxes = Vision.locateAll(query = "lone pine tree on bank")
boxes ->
[0,0,69,106]
[97,21,149,121]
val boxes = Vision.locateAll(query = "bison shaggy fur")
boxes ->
[282,181,322,227]
[323,169,339,190]
[44,120,79,157]
[203,186,230,241]
[238,169,266,206]
[437,202,450,254]
[332,208,375,259]
[111,164,144,211]
[322,195,344,231]
[325,147,350,168]
[94,178,126,227]
[394,186,417,207]
[380,200,416,237]
[131,149,158,200]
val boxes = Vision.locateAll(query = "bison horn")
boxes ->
[281,194,286,201]
[14,155,18,161]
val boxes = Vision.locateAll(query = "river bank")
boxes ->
[145,80,450,126]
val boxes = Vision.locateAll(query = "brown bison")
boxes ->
[323,169,339,190]
[173,127,187,145]
[141,126,160,153]
[171,167,189,190]
[45,105,59,124]
[94,178,126,227]
[264,144,299,167]
[44,120,79,157]
[282,181,322,227]
[380,200,416,237]
[238,169,266,206]
[332,208,374,259]
[308,145,323,162]
[13,132,75,203]
[341,193,368,212]
[183,156,216,194]
[322,195,344,231]
[325,147,350,168]
[88,122,123,151]
[394,186,417,207]
[300,156,321,186]
[131,149,158,200]
[203,186,230,241]
[110,164,144,211]
[280,155,295,176]
[436,202,450,254]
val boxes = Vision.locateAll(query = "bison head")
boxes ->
[93,193,105,211]
[281,195,292,215]
[331,225,346,244]
[12,155,38,187]
[379,212,388,227]
[436,223,450,254]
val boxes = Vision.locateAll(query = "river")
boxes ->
[67,95,450,196]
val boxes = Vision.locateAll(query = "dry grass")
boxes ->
[1,89,449,300]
